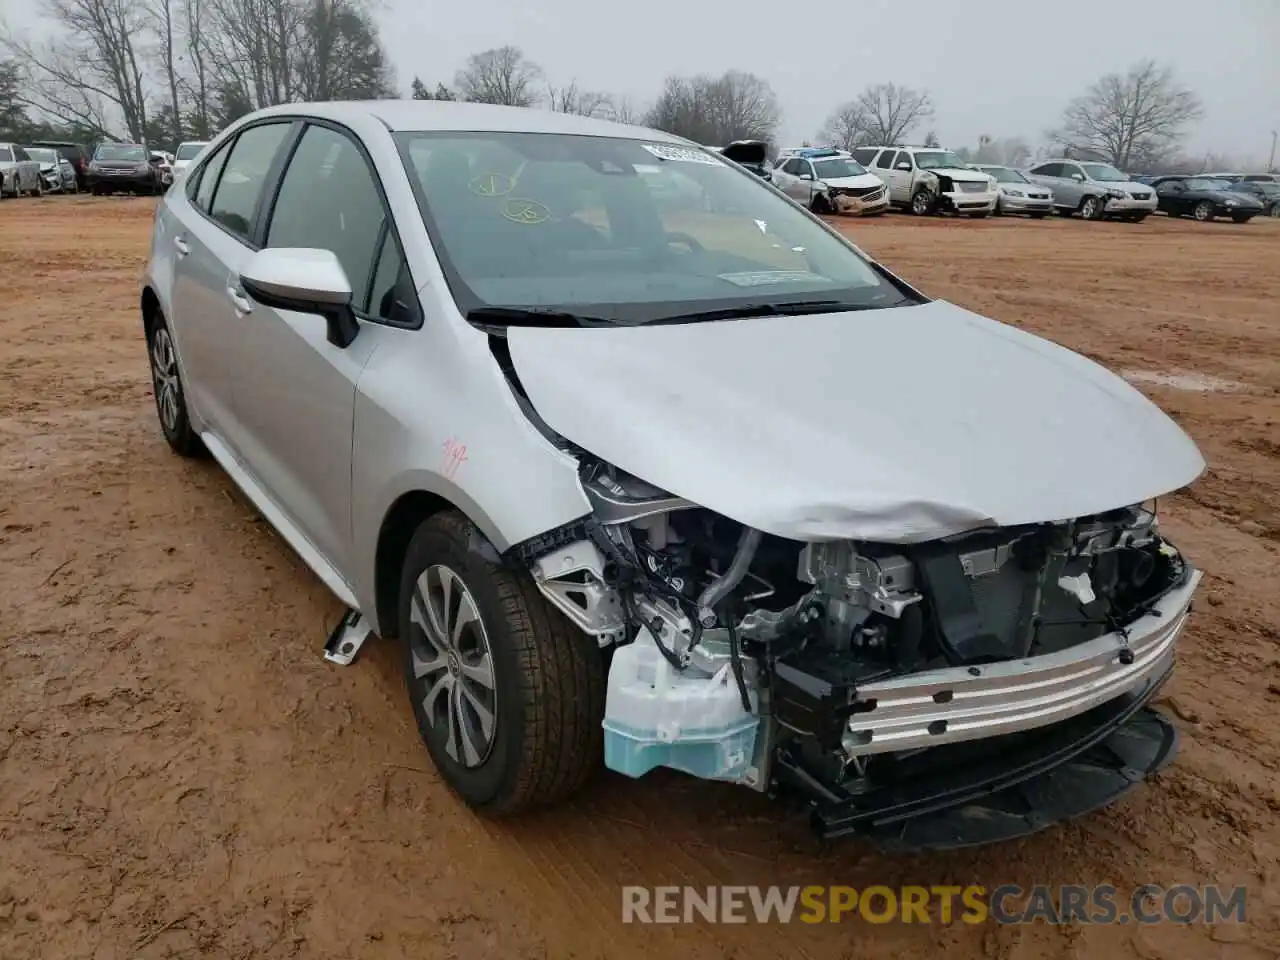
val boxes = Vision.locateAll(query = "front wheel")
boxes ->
[910,188,934,216]
[400,511,606,815]
[809,193,832,215]
[1230,213,1254,223]
[1080,196,1104,220]
[1269,205,1280,218]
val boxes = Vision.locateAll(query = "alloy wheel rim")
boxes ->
[1082,199,1097,218]
[1195,203,1210,220]
[409,564,498,768]
[150,328,180,433]
[913,193,928,214]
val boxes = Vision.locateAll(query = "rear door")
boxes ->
[165,121,296,438]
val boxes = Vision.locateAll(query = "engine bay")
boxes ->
[512,456,1193,801]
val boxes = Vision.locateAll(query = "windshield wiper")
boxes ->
[645,297,915,325]
[466,306,616,328]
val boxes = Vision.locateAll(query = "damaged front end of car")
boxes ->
[509,456,1199,850]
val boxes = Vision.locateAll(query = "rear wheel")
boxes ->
[399,511,606,815]
[1193,200,1214,221]
[146,313,205,457]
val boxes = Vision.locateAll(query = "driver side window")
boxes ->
[265,123,417,326]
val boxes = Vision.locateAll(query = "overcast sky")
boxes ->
[383,0,1279,164]
[3,0,1277,163]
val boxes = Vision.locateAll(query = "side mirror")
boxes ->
[1070,173,1084,182]
[239,247,359,348]
[895,162,912,171]
[798,171,813,180]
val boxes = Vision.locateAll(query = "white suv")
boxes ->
[851,145,999,217]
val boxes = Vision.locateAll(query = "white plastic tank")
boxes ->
[602,627,759,783]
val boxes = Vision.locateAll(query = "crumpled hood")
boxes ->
[505,300,1205,543]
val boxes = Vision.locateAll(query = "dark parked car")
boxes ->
[718,139,772,181]
[1229,180,1280,217]
[29,140,93,190]
[87,142,165,195]
[1151,176,1264,223]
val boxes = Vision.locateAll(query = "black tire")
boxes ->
[400,510,606,815]
[992,197,1003,216]
[1193,200,1214,222]
[809,192,832,215]
[145,312,205,457]
[1056,207,1073,218]
[910,188,934,216]
[1230,213,1253,224]
[1080,196,1104,220]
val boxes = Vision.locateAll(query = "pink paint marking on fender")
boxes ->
[441,438,469,480]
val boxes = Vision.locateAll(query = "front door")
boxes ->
[228,121,405,577]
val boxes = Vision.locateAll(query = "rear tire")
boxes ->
[399,511,606,815]
[145,312,205,458]
[1193,201,1214,222]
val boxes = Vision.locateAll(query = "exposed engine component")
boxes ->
[524,462,1193,806]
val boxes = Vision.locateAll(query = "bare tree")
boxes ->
[546,79,611,117]
[608,95,641,125]
[180,0,212,136]
[850,83,933,145]
[1050,60,1203,170]
[3,0,153,140]
[817,102,869,152]
[644,70,779,145]
[150,0,183,147]
[455,46,542,107]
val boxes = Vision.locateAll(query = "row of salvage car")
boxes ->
[713,141,1276,223]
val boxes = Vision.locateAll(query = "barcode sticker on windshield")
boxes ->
[641,144,721,165]
[718,271,830,287]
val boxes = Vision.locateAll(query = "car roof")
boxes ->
[245,100,686,143]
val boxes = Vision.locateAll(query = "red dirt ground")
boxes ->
[1,198,1277,959]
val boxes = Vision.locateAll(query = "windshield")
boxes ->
[1240,181,1280,195]
[0,147,12,162]
[95,144,147,162]
[1080,163,1129,182]
[913,151,968,170]
[26,148,56,163]
[812,158,868,180]
[981,166,1028,183]
[395,132,910,325]
[175,142,206,160]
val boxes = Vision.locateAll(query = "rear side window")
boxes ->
[266,124,387,311]
[0,147,12,162]
[874,150,895,169]
[192,140,233,213]
[209,122,292,239]
[851,147,877,165]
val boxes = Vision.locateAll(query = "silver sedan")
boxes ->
[976,165,1054,217]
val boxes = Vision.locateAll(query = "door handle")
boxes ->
[226,286,253,314]
[173,236,189,256]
